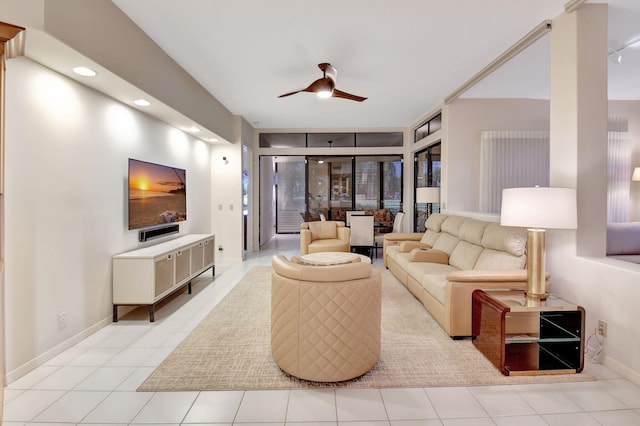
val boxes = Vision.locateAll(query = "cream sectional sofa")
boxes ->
[384,213,535,338]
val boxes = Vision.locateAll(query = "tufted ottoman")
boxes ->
[270,254,381,382]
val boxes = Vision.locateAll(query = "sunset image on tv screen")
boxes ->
[128,159,186,230]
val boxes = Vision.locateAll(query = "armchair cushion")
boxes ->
[308,221,338,240]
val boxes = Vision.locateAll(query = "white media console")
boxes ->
[112,234,215,321]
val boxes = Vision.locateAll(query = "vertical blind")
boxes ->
[479,130,550,213]
[607,128,631,223]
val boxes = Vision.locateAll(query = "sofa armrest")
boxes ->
[337,226,351,243]
[384,232,423,243]
[300,229,312,255]
[410,248,448,264]
[446,269,528,282]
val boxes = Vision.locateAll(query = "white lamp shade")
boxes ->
[416,187,440,203]
[500,187,577,229]
[632,167,640,181]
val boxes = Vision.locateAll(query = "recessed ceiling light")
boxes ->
[188,126,200,133]
[208,137,219,142]
[133,99,151,106]
[72,66,97,77]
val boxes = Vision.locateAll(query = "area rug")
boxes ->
[138,266,594,391]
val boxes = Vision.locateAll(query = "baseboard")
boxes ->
[5,316,112,385]
[603,355,640,386]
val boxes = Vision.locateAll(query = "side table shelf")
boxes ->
[472,289,585,376]
[112,234,215,322]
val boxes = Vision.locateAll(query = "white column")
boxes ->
[550,4,608,257]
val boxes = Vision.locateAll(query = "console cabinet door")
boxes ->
[154,254,175,297]
[191,242,204,272]
[204,237,215,268]
[175,249,191,285]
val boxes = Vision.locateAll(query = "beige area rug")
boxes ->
[138,266,594,391]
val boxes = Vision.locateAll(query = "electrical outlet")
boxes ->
[58,311,68,329]
[597,319,608,337]
[218,245,223,251]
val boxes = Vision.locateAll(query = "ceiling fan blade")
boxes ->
[333,89,367,102]
[279,78,335,98]
[278,89,303,98]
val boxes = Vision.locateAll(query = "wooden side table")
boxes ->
[472,289,585,376]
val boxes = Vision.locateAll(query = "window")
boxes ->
[414,142,441,231]
[260,132,402,148]
[414,113,442,142]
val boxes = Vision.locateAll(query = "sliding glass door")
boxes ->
[265,155,403,234]
[275,157,306,233]
[414,143,441,232]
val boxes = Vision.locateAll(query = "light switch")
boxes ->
[229,204,234,210]
[218,204,223,210]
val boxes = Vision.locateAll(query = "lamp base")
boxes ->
[524,291,548,301]
[526,228,547,301]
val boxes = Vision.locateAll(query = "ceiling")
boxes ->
[109,0,640,130]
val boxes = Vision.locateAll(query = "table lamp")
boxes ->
[500,187,577,299]
[416,187,441,215]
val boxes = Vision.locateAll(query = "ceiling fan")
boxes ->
[278,63,367,102]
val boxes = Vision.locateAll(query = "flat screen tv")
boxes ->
[128,158,186,230]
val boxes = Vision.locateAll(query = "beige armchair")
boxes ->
[300,220,350,255]
[271,254,381,382]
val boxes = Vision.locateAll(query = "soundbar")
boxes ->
[138,224,179,242]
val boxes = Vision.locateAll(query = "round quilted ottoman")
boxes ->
[270,254,382,382]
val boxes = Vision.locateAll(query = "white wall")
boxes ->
[547,5,640,385]
[445,98,550,212]
[210,116,245,260]
[259,156,276,247]
[4,57,213,378]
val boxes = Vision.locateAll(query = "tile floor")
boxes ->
[3,235,640,425]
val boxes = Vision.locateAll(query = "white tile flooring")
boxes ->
[4,234,640,425]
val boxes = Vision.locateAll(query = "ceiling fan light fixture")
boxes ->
[317,89,333,98]
[278,63,366,102]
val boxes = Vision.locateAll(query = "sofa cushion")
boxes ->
[419,229,441,246]
[385,244,402,261]
[432,232,460,255]
[474,248,526,270]
[441,215,466,237]
[458,219,490,246]
[393,252,415,270]
[449,240,484,271]
[406,261,459,289]
[308,221,337,240]
[424,213,448,232]
[481,223,527,257]
[420,274,448,305]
